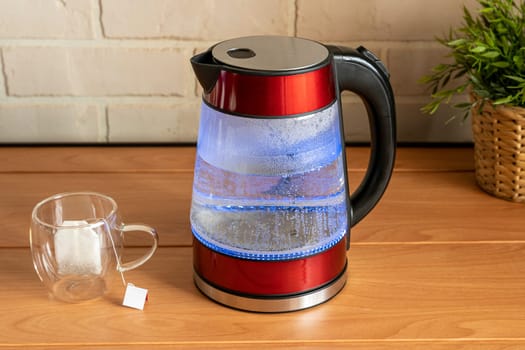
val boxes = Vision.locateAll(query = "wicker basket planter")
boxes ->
[471,98,525,202]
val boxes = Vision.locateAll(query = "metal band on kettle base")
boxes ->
[193,263,347,313]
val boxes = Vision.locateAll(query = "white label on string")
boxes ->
[122,283,148,310]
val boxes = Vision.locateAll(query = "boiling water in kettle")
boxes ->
[190,102,349,261]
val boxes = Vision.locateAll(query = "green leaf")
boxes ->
[470,46,487,53]
[491,61,511,68]
[496,23,508,34]
[420,100,441,115]
[512,55,524,68]
[432,64,450,73]
[479,7,494,14]
[505,75,525,83]
[448,38,467,46]
[481,51,500,58]
[456,84,468,93]
[493,96,513,105]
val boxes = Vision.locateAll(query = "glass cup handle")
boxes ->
[117,224,159,272]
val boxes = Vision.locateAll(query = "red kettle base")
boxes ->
[192,237,348,312]
[193,264,347,313]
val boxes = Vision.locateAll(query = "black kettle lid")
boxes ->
[211,36,329,72]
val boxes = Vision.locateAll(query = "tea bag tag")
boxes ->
[122,283,148,310]
[106,229,149,311]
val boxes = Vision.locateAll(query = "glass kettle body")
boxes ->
[190,36,396,312]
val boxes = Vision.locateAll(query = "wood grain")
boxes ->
[0,146,474,173]
[2,171,523,248]
[15,343,525,350]
[2,146,524,349]
[2,244,525,347]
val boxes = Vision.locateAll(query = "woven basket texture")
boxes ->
[472,99,525,202]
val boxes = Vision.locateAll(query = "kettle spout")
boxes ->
[191,50,221,94]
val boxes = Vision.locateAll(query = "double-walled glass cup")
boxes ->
[30,192,158,303]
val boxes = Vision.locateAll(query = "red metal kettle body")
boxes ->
[190,36,396,312]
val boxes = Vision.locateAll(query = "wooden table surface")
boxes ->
[1,146,524,349]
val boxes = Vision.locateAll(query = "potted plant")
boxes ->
[421,0,525,202]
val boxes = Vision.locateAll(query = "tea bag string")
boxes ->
[103,219,127,286]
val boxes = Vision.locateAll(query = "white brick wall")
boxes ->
[3,47,193,96]
[108,102,199,142]
[101,0,293,39]
[0,0,95,39]
[0,104,105,142]
[0,50,6,97]
[0,0,477,144]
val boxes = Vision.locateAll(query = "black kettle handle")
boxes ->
[328,46,396,227]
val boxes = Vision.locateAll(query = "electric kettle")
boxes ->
[190,36,396,312]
